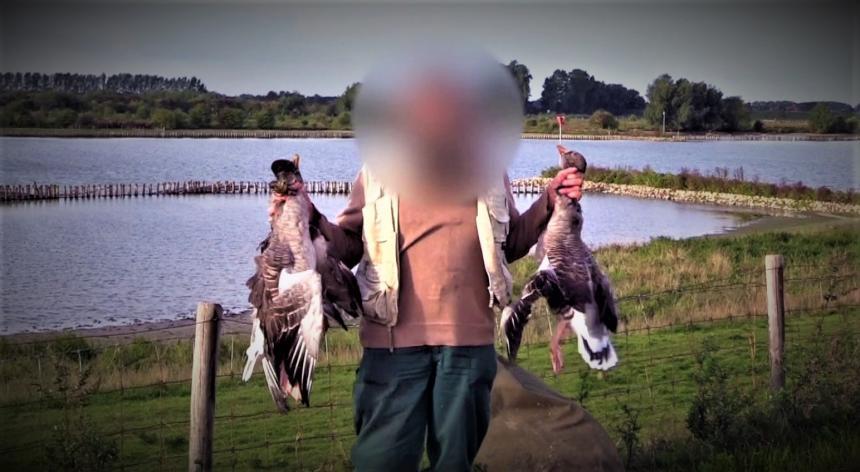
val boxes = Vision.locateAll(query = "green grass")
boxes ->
[540,165,860,205]
[2,310,857,470]
[1,227,857,470]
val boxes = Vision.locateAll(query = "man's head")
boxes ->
[354,47,523,201]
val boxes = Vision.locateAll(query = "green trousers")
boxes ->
[351,345,497,472]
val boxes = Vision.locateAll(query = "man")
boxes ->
[310,58,584,471]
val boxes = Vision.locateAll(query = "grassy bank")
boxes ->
[1,226,858,470]
[541,165,860,206]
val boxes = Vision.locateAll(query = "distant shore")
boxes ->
[2,127,858,141]
[1,310,255,345]
[5,178,860,214]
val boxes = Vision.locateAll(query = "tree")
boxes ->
[279,93,307,116]
[540,68,644,115]
[808,103,835,133]
[807,104,857,134]
[645,74,744,132]
[335,83,360,114]
[254,109,276,129]
[506,60,532,108]
[217,108,244,129]
[0,72,207,94]
[189,103,211,128]
[48,108,77,128]
[151,108,176,129]
[645,74,676,131]
[720,96,750,132]
[540,70,569,112]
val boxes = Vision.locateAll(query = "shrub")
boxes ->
[686,340,750,450]
[752,120,765,132]
[808,103,855,133]
[615,404,642,467]
[590,109,619,130]
[254,109,276,129]
[151,108,176,129]
[43,355,118,471]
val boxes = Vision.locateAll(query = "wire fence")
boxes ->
[0,261,857,470]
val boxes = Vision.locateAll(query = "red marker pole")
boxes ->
[555,114,565,143]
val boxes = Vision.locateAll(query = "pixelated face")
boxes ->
[269,155,303,196]
[354,47,523,201]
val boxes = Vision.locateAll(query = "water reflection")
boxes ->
[2,137,857,189]
[0,193,749,334]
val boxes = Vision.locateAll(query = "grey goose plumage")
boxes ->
[243,155,363,412]
[501,145,619,372]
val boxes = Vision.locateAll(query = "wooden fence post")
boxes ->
[765,254,785,391]
[189,302,222,472]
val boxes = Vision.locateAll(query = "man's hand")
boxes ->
[547,145,585,206]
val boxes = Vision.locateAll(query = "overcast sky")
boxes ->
[2,1,858,103]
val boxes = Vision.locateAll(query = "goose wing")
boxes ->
[502,267,564,361]
[255,268,323,410]
[589,259,618,333]
[313,235,363,329]
[564,255,618,371]
[244,231,325,411]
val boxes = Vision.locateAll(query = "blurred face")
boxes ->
[354,48,523,202]
[391,76,483,195]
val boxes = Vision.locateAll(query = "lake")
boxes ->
[0,192,750,334]
[1,137,858,189]
[2,137,856,334]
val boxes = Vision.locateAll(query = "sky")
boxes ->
[2,1,858,104]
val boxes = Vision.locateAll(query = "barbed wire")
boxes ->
[1,268,856,469]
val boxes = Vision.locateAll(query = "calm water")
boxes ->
[2,137,858,189]
[4,136,854,333]
[1,192,747,334]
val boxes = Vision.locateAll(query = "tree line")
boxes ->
[0,72,206,95]
[642,74,750,132]
[1,65,856,134]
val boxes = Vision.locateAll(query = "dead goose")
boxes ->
[243,155,363,411]
[501,145,619,372]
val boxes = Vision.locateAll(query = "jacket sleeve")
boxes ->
[503,175,553,263]
[311,173,365,268]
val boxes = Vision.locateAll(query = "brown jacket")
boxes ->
[315,173,553,348]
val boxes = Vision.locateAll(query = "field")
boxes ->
[1,224,858,471]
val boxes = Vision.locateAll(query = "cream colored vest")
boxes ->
[355,166,513,334]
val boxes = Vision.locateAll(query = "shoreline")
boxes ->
[4,178,860,214]
[523,179,860,215]
[1,309,256,345]
[3,212,855,344]
[2,127,858,141]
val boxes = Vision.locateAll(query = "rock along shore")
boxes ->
[517,177,860,215]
